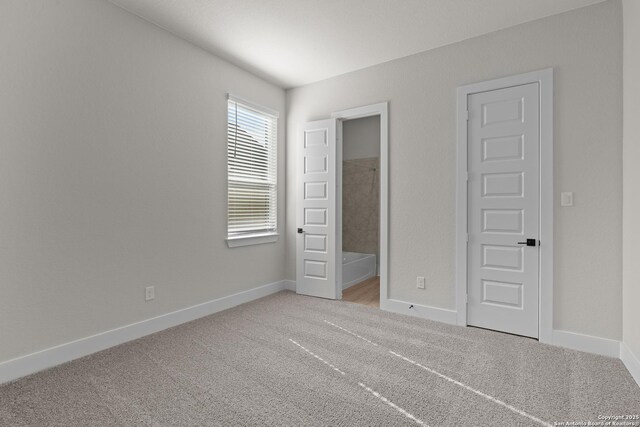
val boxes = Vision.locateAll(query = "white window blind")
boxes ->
[227,96,278,238]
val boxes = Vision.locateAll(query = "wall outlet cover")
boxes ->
[145,286,155,301]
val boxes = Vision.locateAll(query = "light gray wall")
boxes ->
[623,0,640,359]
[343,116,380,161]
[0,0,285,363]
[286,0,623,340]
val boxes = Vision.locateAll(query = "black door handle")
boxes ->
[297,228,305,234]
[517,239,537,247]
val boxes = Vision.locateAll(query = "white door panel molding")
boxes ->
[467,83,540,338]
[296,119,340,299]
[456,69,553,343]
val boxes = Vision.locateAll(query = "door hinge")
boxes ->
[466,233,469,243]
[465,171,469,182]
[465,294,468,304]
[465,110,469,121]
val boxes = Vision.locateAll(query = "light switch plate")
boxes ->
[561,192,574,207]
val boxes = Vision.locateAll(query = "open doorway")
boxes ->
[296,102,387,306]
[340,116,381,308]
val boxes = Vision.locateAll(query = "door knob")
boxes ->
[517,239,537,247]
[297,228,305,234]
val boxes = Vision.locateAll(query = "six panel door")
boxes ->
[296,119,339,299]
[467,83,540,338]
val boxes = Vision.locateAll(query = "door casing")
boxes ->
[332,103,389,306]
[455,69,554,344]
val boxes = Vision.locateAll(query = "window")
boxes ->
[226,95,278,247]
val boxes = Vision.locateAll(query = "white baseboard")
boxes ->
[381,298,458,325]
[621,342,640,387]
[0,280,290,385]
[3,281,637,389]
[283,280,296,292]
[552,330,621,358]
[379,300,622,359]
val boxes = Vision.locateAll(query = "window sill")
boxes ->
[226,233,279,248]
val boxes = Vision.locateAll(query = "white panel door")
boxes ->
[296,119,340,299]
[467,83,540,338]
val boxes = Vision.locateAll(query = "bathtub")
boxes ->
[342,251,377,290]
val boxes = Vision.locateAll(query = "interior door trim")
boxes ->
[332,102,389,307]
[455,69,554,344]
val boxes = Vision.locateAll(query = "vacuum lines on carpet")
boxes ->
[2,291,638,426]
[288,319,554,427]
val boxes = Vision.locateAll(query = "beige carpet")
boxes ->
[1,291,639,426]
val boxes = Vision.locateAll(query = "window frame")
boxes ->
[225,94,279,248]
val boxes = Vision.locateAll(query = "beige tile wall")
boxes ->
[342,157,380,264]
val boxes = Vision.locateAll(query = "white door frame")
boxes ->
[332,102,389,306]
[455,69,554,344]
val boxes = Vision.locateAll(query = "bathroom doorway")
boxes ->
[296,102,388,306]
[340,115,381,308]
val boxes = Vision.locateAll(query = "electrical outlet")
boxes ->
[417,276,425,289]
[145,286,155,301]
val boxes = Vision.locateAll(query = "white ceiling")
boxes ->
[109,0,606,88]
